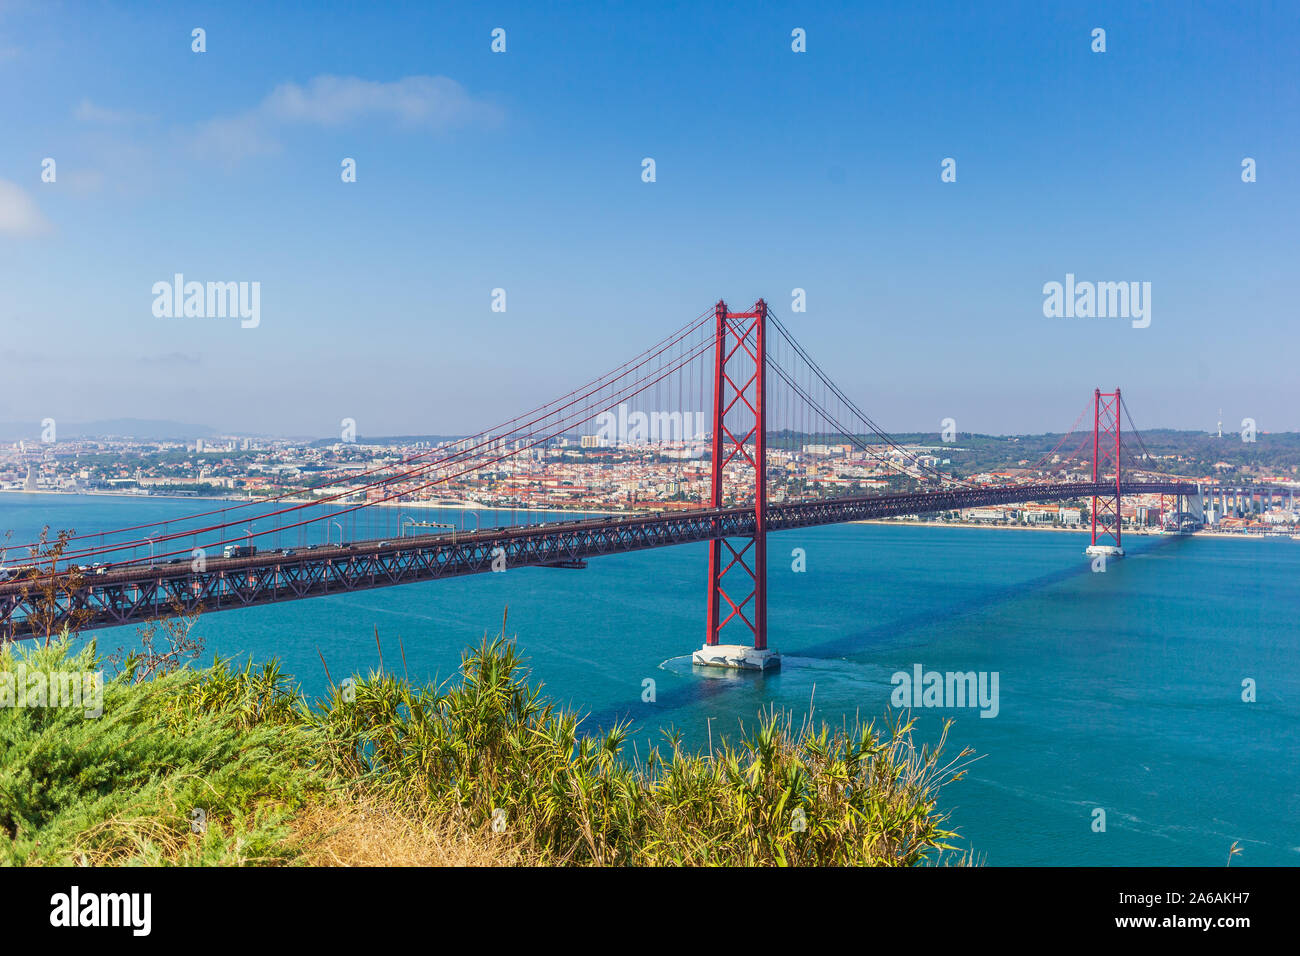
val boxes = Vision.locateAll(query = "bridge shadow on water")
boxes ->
[578,533,1183,735]
[790,533,1182,661]
[577,656,781,742]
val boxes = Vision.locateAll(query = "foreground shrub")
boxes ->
[311,635,972,865]
[1,631,971,866]
[0,641,318,865]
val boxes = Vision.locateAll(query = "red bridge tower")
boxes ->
[693,298,780,671]
[1086,387,1125,559]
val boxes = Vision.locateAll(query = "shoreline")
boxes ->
[1,489,1291,541]
[850,518,1294,541]
[0,487,623,517]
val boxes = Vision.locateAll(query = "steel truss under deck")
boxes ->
[0,480,1197,640]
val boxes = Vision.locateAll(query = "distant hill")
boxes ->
[879,428,1300,476]
[306,434,466,447]
[0,419,220,441]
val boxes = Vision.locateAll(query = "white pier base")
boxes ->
[692,643,781,671]
[1084,544,1125,558]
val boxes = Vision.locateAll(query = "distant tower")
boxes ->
[1217,409,1222,439]
[23,465,37,491]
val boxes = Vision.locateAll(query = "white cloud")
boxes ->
[0,179,51,237]
[74,98,149,124]
[263,75,503,129]
[189,112,283,165]
[188,74,502,165]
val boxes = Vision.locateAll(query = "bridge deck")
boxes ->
[0,481,1198,640]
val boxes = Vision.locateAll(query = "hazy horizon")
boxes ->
[0,416,1285,445]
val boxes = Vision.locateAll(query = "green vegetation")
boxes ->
[1,627,972,867]
[1,641,314,865]
[888,428,1300,478]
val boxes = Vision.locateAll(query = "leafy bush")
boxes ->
[1,641,318,865]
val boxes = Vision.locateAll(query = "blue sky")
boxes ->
[1,0,1295,437]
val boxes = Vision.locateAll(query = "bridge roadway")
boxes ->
[0,480,1198,639]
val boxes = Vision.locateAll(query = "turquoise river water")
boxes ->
[2,492,1296,865]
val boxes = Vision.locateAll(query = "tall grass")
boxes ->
[314,635,972,865]
[1,628,972,866]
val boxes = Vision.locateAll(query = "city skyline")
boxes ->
[0,414,1288,443]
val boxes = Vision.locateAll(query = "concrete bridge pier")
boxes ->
[693,644,781,671]
[1085,543,1124,558]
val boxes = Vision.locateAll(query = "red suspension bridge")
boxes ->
[0,300,1199,665]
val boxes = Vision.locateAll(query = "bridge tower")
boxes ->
[693,298,780,671]
[1085,387,1125,559]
